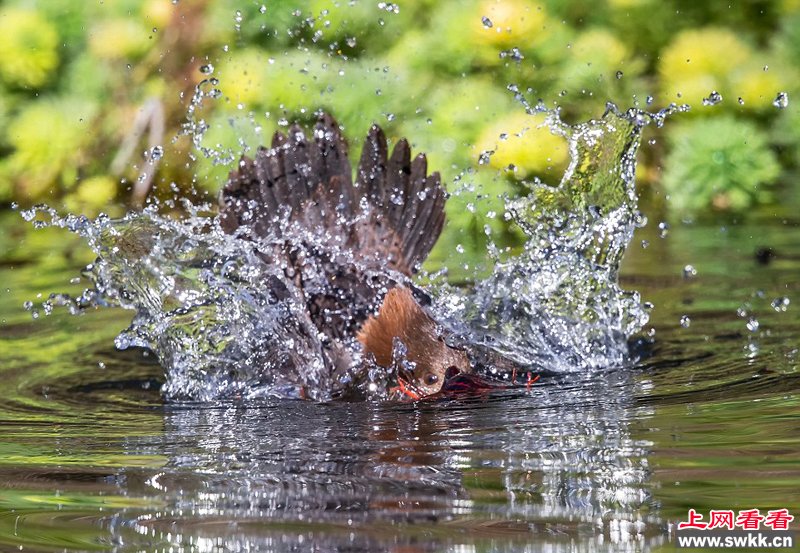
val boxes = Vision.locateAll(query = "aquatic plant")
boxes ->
[141,0,176,29]
[3,97,97,201]
[476,112,569,181]
[0,8,59,89]
[659,28,754,106]
[0,0,798,223]
[730,61,793,110]
[63,176,119,215]
[88,18,153,61]
[472,0,552,50]
[661,116,780,213]
[217,49,273,109]
[558,29,634,90]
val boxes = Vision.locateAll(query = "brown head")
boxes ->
[357,287,469,396]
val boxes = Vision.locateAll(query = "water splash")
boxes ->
[22,103,676,401]
[430,105,677,375]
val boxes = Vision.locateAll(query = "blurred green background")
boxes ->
[0,0,798,263]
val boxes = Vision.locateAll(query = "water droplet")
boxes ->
[746,318,759,332]
[680,315,691,328]
[682,264,697,278]
[378,2,400,14]
[98,362,106,369]
[738,97,745,105]
[148,145,164,161]
[259,4,267,14]
[481,16,493,28]
[641,240,649,249]
[773,92,789,109]
[615,70,623,80]
[199,64,214,75]
[771,297,790,312]
[702,91,722,106]
[499,47,524,62]
[657,221,670,238]
[455,244,465,254]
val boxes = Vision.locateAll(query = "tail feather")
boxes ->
[356,124,388,210]
[312,113,354,215]
[219,156,273,237]
[405,173,446,267]
[258,154,279,222]
[220,113,446,275]
[386,138,411,230]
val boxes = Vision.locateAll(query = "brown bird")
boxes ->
[219,113,506,399]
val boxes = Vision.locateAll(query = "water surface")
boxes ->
[0,206,798,552]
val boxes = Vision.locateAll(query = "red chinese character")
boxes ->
[735,509,765,530]
[678,509,708,530]
[708,510,735,530]
[764,509,794,531]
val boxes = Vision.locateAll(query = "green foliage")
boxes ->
[661,117,780,213]
[63,175,119,213]
[0,0,799,233]
[2,97,98,200]
[477,112,569,182]
[88,18,153,61]
[0,8,60,89]
[193,112,276,188]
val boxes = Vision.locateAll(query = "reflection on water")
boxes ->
[140,375,654,540]
[1,211,799,552]
[88,376,658,552]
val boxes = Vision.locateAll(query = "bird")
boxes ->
[218,112,515,400]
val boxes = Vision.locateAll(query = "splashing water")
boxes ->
[22,103,677,401]
[432,105,676,375]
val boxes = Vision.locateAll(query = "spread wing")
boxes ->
[219,113,445,276]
